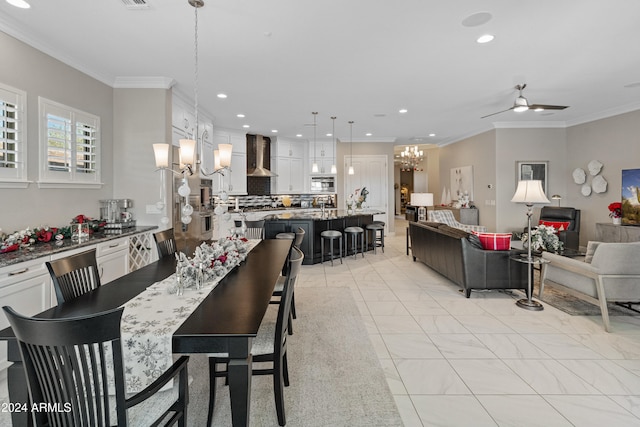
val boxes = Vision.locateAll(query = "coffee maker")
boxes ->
[100,199,135,230]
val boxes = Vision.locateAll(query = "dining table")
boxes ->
[0,238,292,427]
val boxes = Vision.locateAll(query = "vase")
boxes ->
[612,217,622,225]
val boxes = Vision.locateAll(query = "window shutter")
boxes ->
[46,112,72,173]
[0,83,26,184]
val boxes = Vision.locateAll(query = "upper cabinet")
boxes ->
[271,137,307,194]
[310,138,336,175]
[172,93,215,179]
[212,128,247,195]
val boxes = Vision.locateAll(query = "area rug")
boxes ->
[186,287,403,426]
[531,271,640,317]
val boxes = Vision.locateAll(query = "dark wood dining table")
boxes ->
[0,238,292,427]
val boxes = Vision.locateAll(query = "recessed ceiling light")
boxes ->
[326,133,332,137]
[271,129,278,133]
[461,12,492,27]
[476,34,495,44]
[217,93,227,99]
[296,134,303,137]
[242,124,250,128]
[365,133,372,136]
[6,0,30,8]
[429,133,436,137]
[399,109,408,114]
[236,113,245,118]
[374,113,386,118]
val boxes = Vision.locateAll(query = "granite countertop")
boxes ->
[0,225,158,269]
[262,209,384,221]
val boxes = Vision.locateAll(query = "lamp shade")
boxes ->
[411,193,434,207]
[179,138,196,169]
[217,143,233,168]
[152,143,169,169]
[511,180,550,204]
[213,149,221,171]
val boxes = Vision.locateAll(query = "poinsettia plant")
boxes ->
[521,224,564,253]
[608,202,622,218]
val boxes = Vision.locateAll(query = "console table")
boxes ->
[595,223,640,242]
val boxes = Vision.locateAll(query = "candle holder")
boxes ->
[71,223,90,243]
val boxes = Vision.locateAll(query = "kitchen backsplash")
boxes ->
[214,194,336,211]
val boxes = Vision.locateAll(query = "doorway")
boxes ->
[344,155,389,232]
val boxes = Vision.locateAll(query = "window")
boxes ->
[0,83,27,188]
[39,98,101,188]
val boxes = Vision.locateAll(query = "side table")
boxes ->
[510,253,549,311]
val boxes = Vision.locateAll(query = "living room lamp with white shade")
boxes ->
[511,179,550,311]
[411,193,434,221]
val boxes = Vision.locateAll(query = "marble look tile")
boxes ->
[379,358,407,395]
[440,300,488,315]
[365,301,411,316]
[402,299,448,316]
[358,289,398,301]
[411,395,497,426]
[382,333,443,359]
[393,395,423,427]
[493,315,563,334]
[543,395,640,427]
[428,333,496,359]
[568,333,640,360]
[559,360,640,395]
[449,359,535,394]
[477,395,573,427]
[360,314,378,335]
[522,334,602,359]
[392,289,435,302]
[395,359,470,395]
[507,360,600,394]
[415,315,469,334]
[453,315,515,334]
[474,333,551,359]
[372,315,424,334]
[609,395,640,419]
[367,333,391,360]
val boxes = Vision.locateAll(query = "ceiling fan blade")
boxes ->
[480,107,515,119]
[529,104,569,111]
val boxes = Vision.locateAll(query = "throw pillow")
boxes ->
[584,241,602,263]
[539,220,571,232]
[472,231,512,251]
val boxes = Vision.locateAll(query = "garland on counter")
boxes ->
[0,215,105,254]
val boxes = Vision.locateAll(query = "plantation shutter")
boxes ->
[0,84,26,182]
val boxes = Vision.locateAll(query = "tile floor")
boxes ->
[297,218,640,427]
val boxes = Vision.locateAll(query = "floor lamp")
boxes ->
[411,193,434,221]
[511,180,550,311]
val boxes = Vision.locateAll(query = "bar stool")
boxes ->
[320,230,343,266]
[365,222,385,254]
[343,226,365,259]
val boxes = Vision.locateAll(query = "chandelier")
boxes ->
[400,145,424,170]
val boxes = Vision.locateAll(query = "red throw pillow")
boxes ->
[538,220,570,233]
[471,231,512,251]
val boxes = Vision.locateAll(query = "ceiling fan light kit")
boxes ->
[481,83,568,118]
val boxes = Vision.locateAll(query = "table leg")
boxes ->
[227,338,253,427]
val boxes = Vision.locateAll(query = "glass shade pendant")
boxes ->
[311,111,318,173]
[348,120,355,175]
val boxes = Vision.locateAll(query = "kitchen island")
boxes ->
[263,209,384,264]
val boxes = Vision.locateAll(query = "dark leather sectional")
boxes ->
[409,221,528,298]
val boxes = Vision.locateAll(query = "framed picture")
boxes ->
[516,161,548,194]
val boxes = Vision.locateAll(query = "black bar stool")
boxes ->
[344,226,365,259]
[365,222,385,254]
[320,230,343,266]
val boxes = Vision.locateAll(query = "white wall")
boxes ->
[0,31,113,232]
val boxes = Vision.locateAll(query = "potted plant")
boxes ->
[608,202,622,225]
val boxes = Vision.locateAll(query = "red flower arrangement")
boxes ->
[608,202,622,218]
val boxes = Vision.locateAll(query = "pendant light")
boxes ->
[348,120,355,175]
[330,116,337,174]
[311,112,319,173]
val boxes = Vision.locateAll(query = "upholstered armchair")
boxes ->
[427,209,487,233]
[538,206,581,249]
[541,241,640,332]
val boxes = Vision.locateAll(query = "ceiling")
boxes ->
[2,0,640,147]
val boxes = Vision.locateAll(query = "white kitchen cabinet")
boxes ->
[212,128,247,195]
[272,137,305,159]
[0,257,52,371]
[228,152,247,194]
[310,139,336,175]
[96,237,130,284]
[274,157,304,193]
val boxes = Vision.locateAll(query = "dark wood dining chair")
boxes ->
[272,227,305,329]
[2,305,190,427]
[46,248,101,305]
[244,219,265,239]
[207,246,304,427]
[154,228,177,258]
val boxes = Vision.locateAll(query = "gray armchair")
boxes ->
[541,242,640,332]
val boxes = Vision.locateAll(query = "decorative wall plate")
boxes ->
[592,175,608,193]
[573,168,586,184]
[581,184,592,196]
[588,160,603,176]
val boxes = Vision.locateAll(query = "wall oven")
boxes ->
[310,176,336,193]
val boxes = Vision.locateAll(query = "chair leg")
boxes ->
[321,238,325,264]
[207,358,218,427]
[339,236,343,264]
[291,292,297,319]
[274,354,287,426]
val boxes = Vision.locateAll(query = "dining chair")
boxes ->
[154,228,177,258]
[2,305,190,427]
[207,246,304,427]
[46,248,101,305]
[272,227,305,331]
[244,219,265,239]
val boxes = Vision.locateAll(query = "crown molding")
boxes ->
[564,101,640,127]
[113,76,176,89]
[492,121,567,129]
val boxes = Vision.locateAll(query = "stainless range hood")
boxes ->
[247,134,277,177]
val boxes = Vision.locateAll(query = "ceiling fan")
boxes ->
[481,84,569,119]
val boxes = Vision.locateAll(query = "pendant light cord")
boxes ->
[349,120,354,166]
[193,3,199,140]
[312,112,318,165]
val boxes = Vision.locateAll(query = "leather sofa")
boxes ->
[409,221,528,297]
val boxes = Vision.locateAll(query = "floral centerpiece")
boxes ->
[521,224,564,253]
[346,187,369,210]
[608,202,622,220]
[172,236,250,292]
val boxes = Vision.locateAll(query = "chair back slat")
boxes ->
[244,220,265,239]
[293,227,305,248]
[154,228,177,258]
[275,247,303,349]
[3,306,125,427]
[46,249,101,305]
